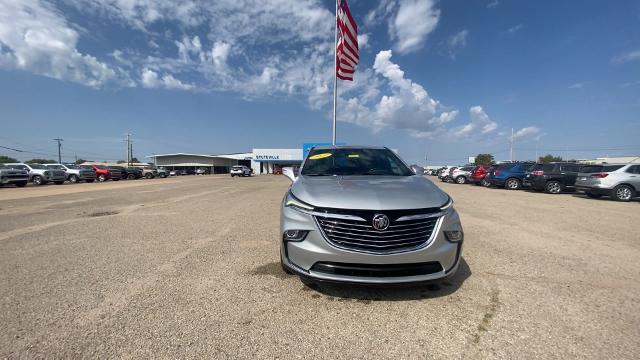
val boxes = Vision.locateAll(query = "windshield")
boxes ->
[64,164,79,169]
[46,165,65,170]
[301,148,413,176]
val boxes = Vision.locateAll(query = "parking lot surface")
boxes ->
[1,176,639,358]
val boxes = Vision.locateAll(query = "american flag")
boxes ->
[336,0,358,81]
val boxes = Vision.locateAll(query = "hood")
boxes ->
[291,175,449,210]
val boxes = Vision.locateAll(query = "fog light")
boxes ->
[444,230,463,242]
[283,230,309,242]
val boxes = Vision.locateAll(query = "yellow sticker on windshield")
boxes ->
[309,153,332,160]
[348,154,359,158]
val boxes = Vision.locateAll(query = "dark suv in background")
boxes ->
[526,163,585,194]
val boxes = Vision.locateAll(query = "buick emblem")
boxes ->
[372,214,390,231]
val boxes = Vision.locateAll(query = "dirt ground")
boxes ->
[0,175,638,359]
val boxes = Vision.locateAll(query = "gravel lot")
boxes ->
[1,175,639,359]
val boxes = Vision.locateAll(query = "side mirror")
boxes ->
[282,167,297,182]
[410,165,424,175]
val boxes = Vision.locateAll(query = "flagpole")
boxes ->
[332,0,338,145]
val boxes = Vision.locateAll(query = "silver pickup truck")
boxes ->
[5,163,67,185]
[0,164,29,187]
[45,164,96,183]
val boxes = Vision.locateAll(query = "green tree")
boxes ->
[474,153,494,166]
[131,157,140,163]
[74,158,87,165]
[117,160,126,164]
[538,154,563,163]
[0,155,18,163]
[25,158,56,164]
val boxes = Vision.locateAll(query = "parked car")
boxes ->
[231,165,252,177]
[5,163,66,185]
[195,167,210,175]
[0,163,29,187]
[450,166,475,184]
[438,166,454,182]
[525,162,586,194]
[119,167,143,180]
[140,166,158,179]
[486,162,536,190]
[81,164,118,182]
[575,164,639,201]
[155,167,169,178]
[45,163,96,183]
[169,170,178,176]
[481,165,500,187]
[470,165,489,185]
[280,146,463,286]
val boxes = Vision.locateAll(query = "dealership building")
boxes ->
[148,147,310,175]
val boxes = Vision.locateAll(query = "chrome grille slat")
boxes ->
[315,210,439,254]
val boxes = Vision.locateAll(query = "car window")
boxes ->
[580,165,602,173]
[497,163,515,171]
[562,164,579,172]
[603,165,624,172]
[302,148,413,176]
[461,166,474,171]
[541,164,554,172]
[29,164,46,169]
[626,165,640,174]
[46,165,65,170]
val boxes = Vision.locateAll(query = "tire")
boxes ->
[32,175,44,186]
[545,181,562,194]
[586,192,602,199]
[112,178,119,181]
[127,174,135,180]
[160,173,167,178]
[231,174,235,177]
[612,185,635,202]
[86,179,95,183]
[15,181,27,188]
[68,175,79,184]
[505,178,521,190]
[97,174,106,182]
[145,173,153,179]
[455,176,467,184]
[54,181,65,185]
[481,178,491,187]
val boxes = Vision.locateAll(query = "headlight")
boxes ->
[283,230,309,241]
[284,191,314,212]
[444,230,463,242]
[440,196,453,211]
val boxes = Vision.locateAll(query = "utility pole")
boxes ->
[535,140,538,161]
[124,133,132,166]
[509,128,514,161]
[53,138,63,163]
[129,142,133,165]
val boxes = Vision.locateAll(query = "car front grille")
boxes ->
[314,208,441,254]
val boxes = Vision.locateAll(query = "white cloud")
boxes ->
[447,29,468,59]
[211,41,231,69]
[612,50,640,64]
[487,0,499,9]
[512,126,541,140]
[357,34,370,49]
[141,68,192,90]
[338,50,455,137]
[568,82,586,89]
[0,0,131,88]
[507,24,524,34]
[452,106,498,138]
[390,0,440,54]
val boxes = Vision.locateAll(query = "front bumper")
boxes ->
[575,185,611,195]
[280,206,463,285]
[1,176,29,184]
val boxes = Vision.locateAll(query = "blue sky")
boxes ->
[0,0,638,165]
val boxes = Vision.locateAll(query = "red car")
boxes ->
[470,165,489,186]
[80,165,121,182]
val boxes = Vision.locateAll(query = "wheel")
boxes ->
[127,173,135,180]
[32,175,44,186]
[544,181,562,194]
[481,178,491,187]
[15,181,27,187]
[145,173,153,179]
[612,185,635,202]
[68,175,79,183]
[505,178,521,190]
[86,179,95,183]
[97,174,106,182]
[585,192,602,199]
[455,176,467,184]
[54,181,64,185]
[112,178,119,181]
[231,174,235,177]
[160,173,167,178]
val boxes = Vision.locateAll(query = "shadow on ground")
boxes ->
[301,258,472,301]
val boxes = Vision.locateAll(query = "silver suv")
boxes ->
[230,165,252,177]
[575,163,640,201]
[280,146,464,286]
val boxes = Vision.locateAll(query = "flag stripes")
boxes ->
[336,0,358,81]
